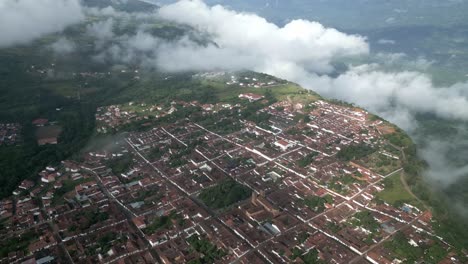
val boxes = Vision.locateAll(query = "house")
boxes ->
[251,193,279,216]
[201,104,214,111]
[19,180,35,190]
[41,174,56,183]
[199,164,212,172]
[274,139,294,151]
[62,160,80,173]
[138,178,153,188]
[132,216,147,229]
[54,182,63,189]
[38,137,58,146]
[239,93,265,102]
[32,118,48,127]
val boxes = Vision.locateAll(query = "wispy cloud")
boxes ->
[0,0,84,48]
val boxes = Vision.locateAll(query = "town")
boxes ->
[0,123,21,146]
[0,94,460,264]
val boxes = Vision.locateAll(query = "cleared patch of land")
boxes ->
[36,125,62,138]
[376,172,422,209]
[35,125,62,143]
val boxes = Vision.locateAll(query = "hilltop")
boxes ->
[0,2,467,263]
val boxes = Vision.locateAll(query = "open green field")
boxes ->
[377,172,423,209]
[202,79,321,103]
[360,151,402,176]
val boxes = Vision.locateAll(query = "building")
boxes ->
[239,93,265,102]
[38,137,58,146]
[32,119,49,127]
[41,174,56,183]
[132,216,147,229]
[274,140,294,151]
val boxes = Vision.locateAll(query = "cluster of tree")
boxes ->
[96,232,119,256]
[198,180,251,209]
[351,211,380,233]
[107,155,134,175]
[197,110,242,135]
[303,195,333,213]
[144,215,172,235]
[290,247,324,264]
[187,235,226,264]
[225,156,251,171]
[0,230,38,258]
[0,101,96,199]
[384,129,413,148]
[53,178,92,206]
[396,131,468,254]
[168,140,202,168]
[336,144,375,161]
[298,152,319,168]
[79,210,109,231]
[384,231,448,263]
[148,146,165,160]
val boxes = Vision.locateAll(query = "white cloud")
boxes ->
[85,1,468,146]
[420,139,468,186]
[375,53,434,71]
[291,68,468,130]
[0,0,84,48]
[49,37,76,55]
[86,18,116,41]
[157,0,369,74]
[151,0,468,130]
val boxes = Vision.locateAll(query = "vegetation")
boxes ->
[187,235,226,264]
[377,172,422,209]
[0,13,466,258]
[384,231,423,262]
[290,247,324,264]
[96,232,118,254]
[350,211,380,232]
[301,249,325,264]
[0,230,38,258]
[384,128,468,255]
[224,156,252,171]
[337,144,376,161]
[298,151,319,168]
[384,231,448,263]
[107,155,134,175]
[144,215,172,235]
[384,129,413,149]
[198,180,251,209]
[327,175,359,194]
[78,210,109,231]
[52,178,93,205]
[326,221,342,233]
[0,102,95,199]
[303,195,333,212]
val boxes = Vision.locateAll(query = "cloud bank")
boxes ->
[154,0,468,186]
[0,0,465,199]
[157,0,369,73]
[88,1,468,135]
[0,0,84,48]
[152,1,468,131]
[49,37,76,55]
